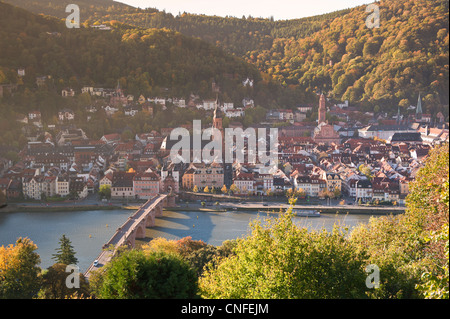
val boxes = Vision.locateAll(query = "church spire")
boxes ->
[416,93,422,120]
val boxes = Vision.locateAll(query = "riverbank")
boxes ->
[0,200,406,215]
[0,203,124,213]
[170,202,405,215]
[178,191,406,215]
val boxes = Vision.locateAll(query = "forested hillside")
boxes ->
[246,0,449,114]
[0,1,301,109]
[5,0,448,116]
[3,0,351,56]
[1,0,134,21]
[87,9,351,57]
[0,1,313,153]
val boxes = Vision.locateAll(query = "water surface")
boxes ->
[0,209,133,272]
[0,208,374,272]
[144,210,373,246]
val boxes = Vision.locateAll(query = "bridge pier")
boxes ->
[155,205,163,217]
[163,193,177,208]
[125,235,134,248]
[146,213,155,227]
[135,222,146,239]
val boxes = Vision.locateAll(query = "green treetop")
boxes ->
[52,234,78,265]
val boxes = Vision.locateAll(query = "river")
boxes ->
[0,208,375,272]
[141,209,375,246]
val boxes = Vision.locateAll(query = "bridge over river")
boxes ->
[84,193,175,278]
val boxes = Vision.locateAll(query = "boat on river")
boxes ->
[293,210,321,217]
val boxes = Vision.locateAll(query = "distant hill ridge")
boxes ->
[2,0,352,56]
[2,0,449,116]
[1,1,312,111]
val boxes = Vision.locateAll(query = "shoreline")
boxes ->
[0,201,406,215]
[168,206,405,215]
[0,203,125,213]
[168,200,406,215]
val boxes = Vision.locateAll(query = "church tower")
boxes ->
[212,93,223,131]
[213,117,223,130]
[318,93,326,125]
[415,93,423,120]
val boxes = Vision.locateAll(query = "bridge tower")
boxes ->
[165,190,177,207]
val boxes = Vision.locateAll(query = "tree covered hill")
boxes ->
[1,0,135,21]
[86,8,352,57]
[3,0,449,116]
[0,1,302,107]
[246,0,449,115]
[2,0,351,56]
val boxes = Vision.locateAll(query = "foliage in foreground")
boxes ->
[199,210,369,299]
[52,234,78,266]
[89,250,198,299]
[0,237,41,299]
[38,263,90,299]
[141,236,237,277]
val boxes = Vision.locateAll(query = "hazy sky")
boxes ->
[117,0,375,20]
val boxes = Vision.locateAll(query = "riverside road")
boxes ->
[1,193,406,215]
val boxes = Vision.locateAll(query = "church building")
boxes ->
[313,94,341,145]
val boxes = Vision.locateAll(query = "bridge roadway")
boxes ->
[84,194,168,278]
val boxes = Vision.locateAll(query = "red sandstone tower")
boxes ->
[318,93,326,125]
[213,117,223,130]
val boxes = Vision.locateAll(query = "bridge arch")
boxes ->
[146,213,155,227]
[135,223,146,239]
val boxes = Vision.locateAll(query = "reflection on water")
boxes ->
[0,208,374,272]
[144,210,374,247]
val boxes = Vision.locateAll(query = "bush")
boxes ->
[90,250,198,299]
